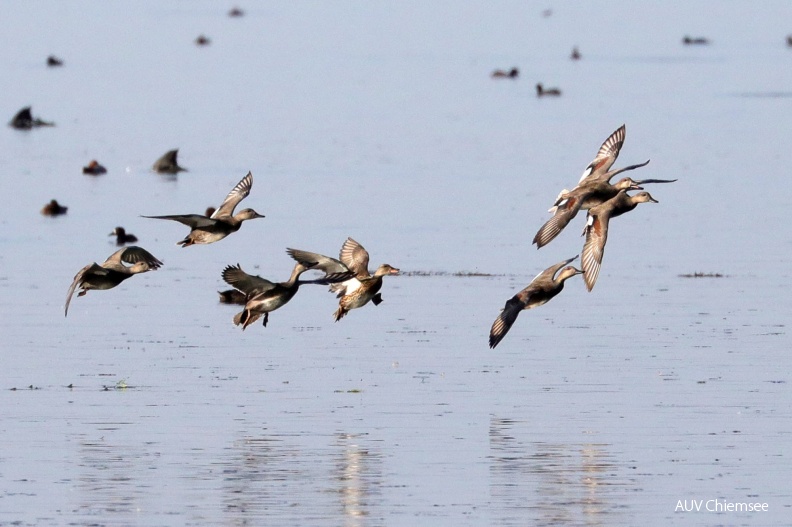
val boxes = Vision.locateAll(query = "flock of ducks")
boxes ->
[488,125,676,349]
[60,170,400,328]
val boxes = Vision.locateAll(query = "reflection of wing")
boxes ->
[581,214,609,291]
[214,172,253,218]
[579,124,625,184]
[142,214,217,228]
[489,296,525,349]
[222,264,275,295]
[65,263,101,316]
[339,238,371,277]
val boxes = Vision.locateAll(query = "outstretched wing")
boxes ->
[64,263,102,316]
[142,214,218,228]
[489,296,526,349]
[339,237,371,278]
[116,246,164,269]
[213,172,253,218]
[579,124,625,184]
[286,248,354,283]
[581,213,609,291]
[533,197,582,248]
[222,264,275,295]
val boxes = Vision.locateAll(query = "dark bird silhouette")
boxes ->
[152,149,186,174]
[41,199,68,216]
[536,83,561,97]
[109,227,138,246]
[10,106,54,129]
[82,160,107,175]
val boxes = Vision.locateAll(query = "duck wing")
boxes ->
[286,248,354,283]
[339,237,371,278]
[533,197,583,248]
[213,172,253,218]
[115,246,164,268]
[489,296,527,348]
[581,213,610,291]
[579,124,625,184]
[141,214,218,229]
[222,264,275,295]
[64,263,104,316]
[633,178,677,185]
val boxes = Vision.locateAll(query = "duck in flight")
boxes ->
[142,171,264,247]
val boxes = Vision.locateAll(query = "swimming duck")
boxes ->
[536,83,561,97]
[64,246,163,316]
[10,106,54,129]
[570,47,581,60]
[228,7,244,17]
[222,253,351,329]
[581,191,658,291]
[109,227,138,246]
[683,36,709,45]
[46,55,63,67]
[82,160,107,175]
[324,237,399,322]
[142,171,264,247]
[152,149,186,174]
[41,199,68,216]
[489,256,582,349]
[491,68,519,79]
[195,34,211,46]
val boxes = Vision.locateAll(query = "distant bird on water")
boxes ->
[570,47,581,60]
[489,256,582,349]
[491,67,519,79]
[536,83,561,97]
[683,36,710,45]
[82,160,107,175]
[46,55,63,67]
[195,34,211,46]
[41,199,68,216]
[10,106,54,129]
[142,171,264,247]
[64,246,163,316]
[581,190,659,291]
[152,149,186,174]
[228,7,244,17]
[109,227,138,246]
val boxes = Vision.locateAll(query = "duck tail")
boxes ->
[333,306,347,322]
[233,310,247,327]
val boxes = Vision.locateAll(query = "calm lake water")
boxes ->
[1,1,791,525]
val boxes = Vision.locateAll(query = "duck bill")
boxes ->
[389,267,401,275]
[629,184,644,191]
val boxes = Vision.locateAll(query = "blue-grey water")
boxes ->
[1,1,791,525]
